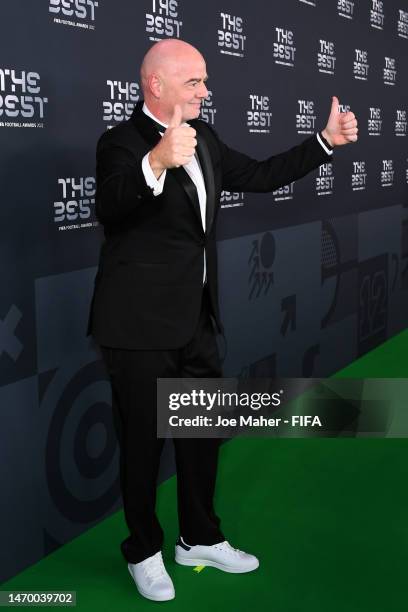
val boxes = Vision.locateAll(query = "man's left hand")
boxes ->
[322,96,358,147]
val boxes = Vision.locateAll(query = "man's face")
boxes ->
[159,54,209,122]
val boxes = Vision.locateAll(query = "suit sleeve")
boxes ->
[95,133,157,224]
[213,130,333,193]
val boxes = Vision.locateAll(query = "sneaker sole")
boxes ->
[128,566,175,602]
[175,554,259,574]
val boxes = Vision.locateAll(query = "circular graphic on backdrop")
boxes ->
[43,357,119,524]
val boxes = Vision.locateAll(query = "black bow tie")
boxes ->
[144,114,167,133]
[145,113,192,134]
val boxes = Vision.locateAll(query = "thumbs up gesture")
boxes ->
[322,96,358,147]
[148,104,198,176]
[168,104,184,130]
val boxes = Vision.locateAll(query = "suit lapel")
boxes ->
[195,131,215,235]
[130,101,162,148]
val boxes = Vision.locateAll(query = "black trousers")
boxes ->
[101,288,225,564]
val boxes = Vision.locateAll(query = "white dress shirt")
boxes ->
[141,103,208,282]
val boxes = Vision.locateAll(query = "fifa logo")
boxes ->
[53,177,96,227]
[370,0,384,29]
[368,107,382,136]
[0,69,48,124]
[316,163,334,196]
[337,0,354,19]
[218,13,246,57]
[102,80,139,126]
[273,28,296,67]
[296,99,316,134]
[351,161,367,191]
[395,110,407,137]
[317,40,336,75]
[380,160,394,188]
[383,57,396,86]
[398,10,408,38]
[146,0,183,41]
[273,183,294,202]
[353,49,369,81]
[49,0,98,28]
[247,95,272,133]
[220,191,244,209]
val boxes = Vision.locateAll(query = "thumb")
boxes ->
[168,104,183,128]
[330,95,339,116]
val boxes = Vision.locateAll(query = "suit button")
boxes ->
[136,194,142,199]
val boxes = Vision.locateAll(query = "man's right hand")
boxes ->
[148,105,197,178]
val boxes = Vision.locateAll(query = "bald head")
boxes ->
[140,39,208,124]
[141,39,204,87]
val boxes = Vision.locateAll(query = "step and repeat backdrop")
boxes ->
[0,0,407,582]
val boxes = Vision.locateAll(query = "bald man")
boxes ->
[88,39,358,601]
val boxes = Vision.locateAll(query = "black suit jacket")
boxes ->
[88,100,331,349]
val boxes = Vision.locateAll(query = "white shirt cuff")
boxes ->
[142,153,167,195]
[316,132,333,156]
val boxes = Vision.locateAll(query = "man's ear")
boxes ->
[149,74,162,99]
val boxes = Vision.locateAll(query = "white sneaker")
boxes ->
[128,551,175,602]
[175,537,259,573]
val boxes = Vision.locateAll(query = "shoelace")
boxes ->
[213,541,244,556]
[143,552,167,582]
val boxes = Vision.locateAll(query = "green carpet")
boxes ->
[3,329,408,611]
[334,328,408,378]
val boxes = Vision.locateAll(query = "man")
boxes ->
[88,39,358,602]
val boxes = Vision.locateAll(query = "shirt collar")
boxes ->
[142,103,168,131]
[142,102,189,131]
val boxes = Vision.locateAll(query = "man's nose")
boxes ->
[197,82,208,99]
